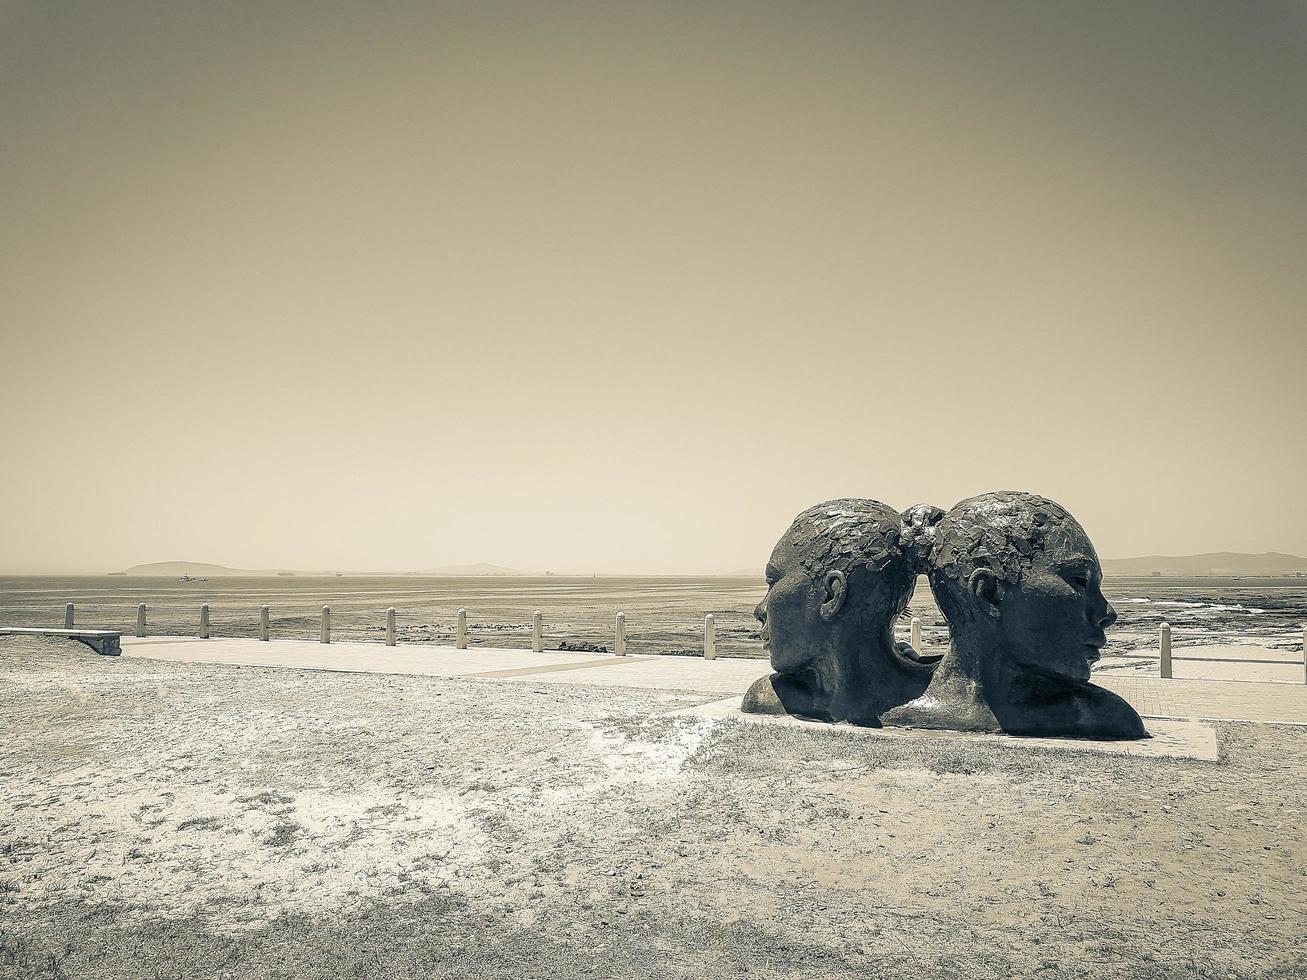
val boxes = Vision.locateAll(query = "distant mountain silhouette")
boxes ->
[1102,552,1307,576]
[118,561,292,577]
[119,560,530,577]
[115,554,1307,579]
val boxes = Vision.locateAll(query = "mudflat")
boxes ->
[3,574,1305,663]
[1,636,1304,979]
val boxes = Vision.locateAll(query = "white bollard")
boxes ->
[260,605,270,641]
[704,614,716,660]
[910,616,922,652]
[200,604,210,639]
[1160,623,1172,679]
[532,610,543,653]
[386,607,396,647]
[615,612,626,657]
[321,605,331,644]
[65,603,75,628]
[136,603,146,638]
[456,608,468,649]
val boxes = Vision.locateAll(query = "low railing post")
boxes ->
[615,612,626,657]
[456,608,468,649]
[1160,623,1172,679]
[910,616,922,651]
[532,610,543,653]
[321,606,331,644]
[260,605,270,641]
[704,614,716,660]
[136,603,146,638]
[65,603,75,628]
[386,607,396,647]
[200,604,210,639]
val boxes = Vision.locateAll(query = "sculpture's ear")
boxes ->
[819,570,847,621]
[967,567,1003,620]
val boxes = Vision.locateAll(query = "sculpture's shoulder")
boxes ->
[1071,683,1148,740]
[741,673,788,716]
[995,682,1148,740]
[879,674,999,733]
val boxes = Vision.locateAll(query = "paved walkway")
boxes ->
[1094,674,1307,725]
[123,636,771,694]
[121,636,1307,725]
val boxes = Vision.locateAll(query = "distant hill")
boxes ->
[118,561,293,577]
[1102,552,1307,576]
[414,563,526,576]
[119,560,531,577]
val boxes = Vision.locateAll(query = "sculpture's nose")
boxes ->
[1097,599,1117,630]
[754,600,766,625]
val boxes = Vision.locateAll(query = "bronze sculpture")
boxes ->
[741,499,941,725]
[881,491,1147,740]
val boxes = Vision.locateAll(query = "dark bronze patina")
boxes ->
[741,499,941,726]
[881,491,1147,740]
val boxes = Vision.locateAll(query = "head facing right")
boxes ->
[928,491,1117,684]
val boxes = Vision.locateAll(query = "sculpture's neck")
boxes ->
[805,625,920,720]
[936,629,1062,705]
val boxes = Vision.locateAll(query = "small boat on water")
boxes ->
[178,575,208,583]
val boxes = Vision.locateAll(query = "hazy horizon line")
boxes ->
[4,548,1307,578]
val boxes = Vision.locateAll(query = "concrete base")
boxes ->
[0,627,121,656]
[86,634,121,657]
[671,697,1220,761]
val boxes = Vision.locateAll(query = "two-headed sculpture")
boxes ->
[743,491,1147,740]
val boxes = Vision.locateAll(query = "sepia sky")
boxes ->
[2,1,1305,574]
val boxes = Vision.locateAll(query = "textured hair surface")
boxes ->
[786,499,907,578]
[930,491,1075,588]
[783,498,925,619]
[898,503,945,577]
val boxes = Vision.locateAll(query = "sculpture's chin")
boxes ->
[769,652,808,673]
[1060,660,1093,685]
[1017,653,1092,685]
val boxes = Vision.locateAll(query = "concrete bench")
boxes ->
[0,627,121,656]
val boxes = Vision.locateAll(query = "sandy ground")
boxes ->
[1,636,1304,980]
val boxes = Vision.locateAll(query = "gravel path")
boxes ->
[1,636,1304,979]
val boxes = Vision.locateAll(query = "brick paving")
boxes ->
[122,636,1307,725]
[1095,674,1307,725]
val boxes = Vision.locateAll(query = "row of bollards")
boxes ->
[62,602,1307,677]
[91,602,724,658]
